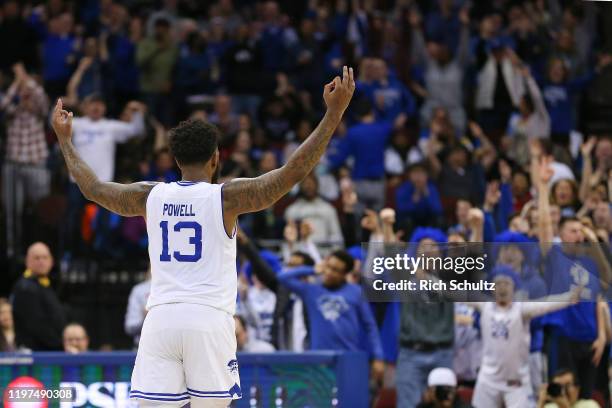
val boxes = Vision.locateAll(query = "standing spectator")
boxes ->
[470,268,579,408]
[504,65,550,168]
[223,22,269,116]
[277,250,385,382]
[64,96,145,253]
[0,0,38,73]
[541,57,610,148]
[42,12,76,100]
[107,15,143,112]
[136,17,178,125]
[328,97,394,210]
[475,41,525,139]
[536,157,611,399]
[125,272,151,348]
[63,323,90,354]
[410,6,471,132]
[285,173,344,246]
[11,242,66,351]
[357,58,416,123]
[0,298,17,352]
[258,1,297,73]
[1,64,50,259]
[396,228,454,408]
[234,315,275,353]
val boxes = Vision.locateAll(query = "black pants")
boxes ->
[556,335,598,399]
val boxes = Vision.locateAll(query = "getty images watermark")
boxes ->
[361,242,610,303]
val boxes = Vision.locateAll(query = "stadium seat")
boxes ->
[373,388,396,408]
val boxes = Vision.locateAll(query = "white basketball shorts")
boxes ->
[129,303,242,405]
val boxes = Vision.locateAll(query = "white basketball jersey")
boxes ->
[145,181,237,315]
[478,302,530,384]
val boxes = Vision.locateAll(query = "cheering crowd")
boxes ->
[1,0,612,407]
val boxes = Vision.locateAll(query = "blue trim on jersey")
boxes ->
[220,183,237,239]
[186,388,231,395]
[176,181,197,186]
[130,390,188,397]
[129,392,190,402]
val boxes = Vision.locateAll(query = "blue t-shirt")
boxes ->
[43,34,75,82]
[395,181,443,223]
[356,78,416,122]
[327,121,393,180]
[542,74,592,134]
[543,245,599,342]
[278,267,384,360]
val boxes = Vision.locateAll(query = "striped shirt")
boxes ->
[1,79,49,165]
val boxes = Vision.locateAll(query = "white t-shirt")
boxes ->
[71,113,144,182]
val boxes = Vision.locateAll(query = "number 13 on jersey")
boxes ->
[159,221,203,262]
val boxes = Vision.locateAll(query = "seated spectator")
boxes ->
[538,369,600,408]
[209,94,240,137]
[285,173,344,246]
[417,367,472,408]
[429,144,484,208]
[234,315,274,353]
[63,323,89,354]
[0,298,16,351]
[395,162,443,231]
[140,148,179,183]
[125,271,151,348]
[11,242,66,351]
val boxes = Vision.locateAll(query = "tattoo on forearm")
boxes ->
[59,141,155,217]
[223,111,341,215]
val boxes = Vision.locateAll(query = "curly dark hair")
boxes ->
[168,119,219,166]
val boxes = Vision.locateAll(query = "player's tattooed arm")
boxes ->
[223,66,355,224]
[52,99,156,217]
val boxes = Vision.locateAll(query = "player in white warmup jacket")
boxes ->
[470,267,581,408]
[51,67,355,408]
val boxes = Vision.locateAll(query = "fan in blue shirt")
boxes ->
[277,249,385,383]
[395,162,443,229]
[327,97,393,180]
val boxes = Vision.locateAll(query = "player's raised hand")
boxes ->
[323,65,355,116]
[52,98,74,143]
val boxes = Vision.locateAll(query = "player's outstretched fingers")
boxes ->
[343,65,349,84]
[349,67,355,88]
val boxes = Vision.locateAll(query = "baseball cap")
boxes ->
[428,368,457,387]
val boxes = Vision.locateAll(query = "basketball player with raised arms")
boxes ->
[51,66,355,407]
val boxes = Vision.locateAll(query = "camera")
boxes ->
[434,386,453,401]
[548,383,563,398]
